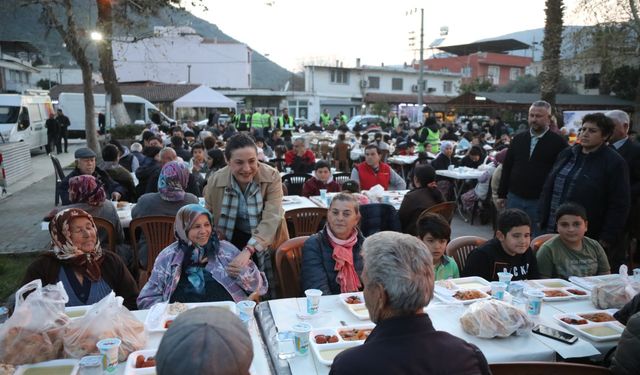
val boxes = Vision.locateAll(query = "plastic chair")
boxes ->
[333,172,351,186]
[359,203,401,237]
[332,143,351,172]
[445,235,488,271]
[51,155,65,206]
[281,173,312,196]
[489,362,612,375]
[531,233,556,252]
[129,215,176,287]
[285,207,327,237]
[421,201,457,224]
[274,236,309,298]
[93,216,117,254]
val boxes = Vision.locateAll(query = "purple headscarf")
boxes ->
[158,161,189,202]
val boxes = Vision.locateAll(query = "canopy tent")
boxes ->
[172,85,237,119]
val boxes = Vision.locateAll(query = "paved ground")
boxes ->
[0,140,494,254]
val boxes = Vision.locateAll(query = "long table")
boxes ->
[256,293,615,375]
[436,167,485,221]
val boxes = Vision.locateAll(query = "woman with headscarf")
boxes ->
[399,164,445,236]
[137,204,267,308]
[300,193,364,295]
[22,208,138,309]
[132,161,199,267]
[430,140,455,200]
[56,174,125,247]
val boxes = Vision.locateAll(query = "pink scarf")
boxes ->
[327,226,361,293]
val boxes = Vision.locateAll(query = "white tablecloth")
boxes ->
[266,292,612,374]
[282,196,320,212]
[435,168,485,180]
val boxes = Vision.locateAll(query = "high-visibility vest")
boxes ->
[416,127,440,153]
[251,112,263,128]
[279,115,294,129]
[320,113,331,126]
[262,113,273,129]
[340,114,348,123]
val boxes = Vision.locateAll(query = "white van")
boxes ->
[0,90,52,150]
[57,93,174,137]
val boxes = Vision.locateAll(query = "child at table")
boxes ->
[462,209,540,282]
[536,202,610,279]
[301,160,341,197]
[417,212,459,280]
[189,143,209,175]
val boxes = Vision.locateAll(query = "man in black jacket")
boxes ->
[60,148,125,205]
[56,109,71,153]
[497,100,567,236]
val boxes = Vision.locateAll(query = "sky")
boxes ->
[187,0,585,72]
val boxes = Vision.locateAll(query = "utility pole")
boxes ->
[187,65,191,83]
[418,8,424,110]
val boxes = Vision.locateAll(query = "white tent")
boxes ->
[172,85,236,118]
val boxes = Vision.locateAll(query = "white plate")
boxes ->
[576,323,624,341]
[282,196,301,205]
[309,324,374,365]
[530,278,575,289]
[554,309,623,342]
[144,301,237,332]
[338,292,369,320]
[15,359,79,375]
[435,289,491,305]
[540,288,575,301]
[125,349,157,375]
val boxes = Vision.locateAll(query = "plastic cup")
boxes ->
[524,290,545,318]
[447,164,455,171]
[78,355,102,375]
[497,272,513,287]
[96,338,121,373]
[508,283,525,302]
[382,195,391,204]
[237,300,256,321]
[292,322,312,356]
[491,282,507,301]
[276,331,296,359]
[319,189,327,201]
[305,289,322,315]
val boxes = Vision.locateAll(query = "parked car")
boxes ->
[346,115,386,132]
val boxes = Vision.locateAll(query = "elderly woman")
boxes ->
[22,208,138,309]
[132,161,199,267]
[399,164,444,236]
[430,140,455,200]
[137,204,267,308]
[330,232,490,374]
[539,113,630,270]
[301,193,365,295]
[61,174,125,247]
[204,134,288,296]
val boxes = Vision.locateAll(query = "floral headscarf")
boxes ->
[49,208,104,281]
[174,204,220,294]
[158,161,190,202]
[68,175,106,206]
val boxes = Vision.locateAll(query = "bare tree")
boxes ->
[39,0,100,154]
[540,0,565,106]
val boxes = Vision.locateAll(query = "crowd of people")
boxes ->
[12,101,640,375]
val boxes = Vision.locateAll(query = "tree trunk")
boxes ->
[540,0,564,106]
[96,0,130,127]
[629,0,640,133]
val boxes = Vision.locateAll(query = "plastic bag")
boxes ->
[364,184,385,202]
[0,280,70,365]
[460,299,534,338]
[63,292,146,361]
[591,265,640,309]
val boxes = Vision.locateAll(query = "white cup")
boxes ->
[491,282,507,301]
[292,322,312,356]
[497,272,513,287]
[525,290,544,318]
[319,189,327,200]
[237,300,256,321]
[96,338,121,373]
[305,289,322,315]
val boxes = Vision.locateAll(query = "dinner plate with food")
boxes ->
[529,278,575,289]
[338,292,369,320]
[436,289,491,304]
[144,301,236,332]
[535,286,590,301]
[310,324,374,366]
[554,309,624,341]
[14,359,79,375]
[125,349,157,375]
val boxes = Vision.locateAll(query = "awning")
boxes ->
[172,85,237,118]
[0,59,39,73]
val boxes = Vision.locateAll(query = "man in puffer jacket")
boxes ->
[611,293,640,375]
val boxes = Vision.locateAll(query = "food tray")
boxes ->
[15,359,79,375]
[569,274,622,290]
[435,276,491,292]
[338,292,369,320]
[554,309,624,341]
[125,349,157,375]
[529,278,575,289]
[144,301,236,332]
[309,324,374,366]
[539,286,591,301]
[282,196,301,205]
[435,288,491,305]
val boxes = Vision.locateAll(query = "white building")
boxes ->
[303,61,462,122]
[112,26,252,89]
[0,41,40,93]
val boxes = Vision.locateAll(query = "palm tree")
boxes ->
[540,0,564,106]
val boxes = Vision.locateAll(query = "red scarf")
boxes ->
[327,227,361,293]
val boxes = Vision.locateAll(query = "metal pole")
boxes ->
[418,8,424,111]
[187,65,191,83]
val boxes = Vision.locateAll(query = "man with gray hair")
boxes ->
[497,100,567,236]
[606,109,640,265]
[285,137,316,173]
[330,232,490,375]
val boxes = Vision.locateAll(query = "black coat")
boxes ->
[398,187,443,236]
[614,139,640,236]
[539,145,630,245]
[59,167,125,206]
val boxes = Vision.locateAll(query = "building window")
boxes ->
[584,73,600,89]
[288,100,308,119]
[368,76,380,89]
[391,78,403,90]
[509,67,521,81]
[440,67,450,73]
[330,69,349,84]
[487,66,500,84]
[462,66,472,78]
[443,81,453,93]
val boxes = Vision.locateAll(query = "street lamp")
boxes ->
[90,31,103,41]
[407,9,425,113]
